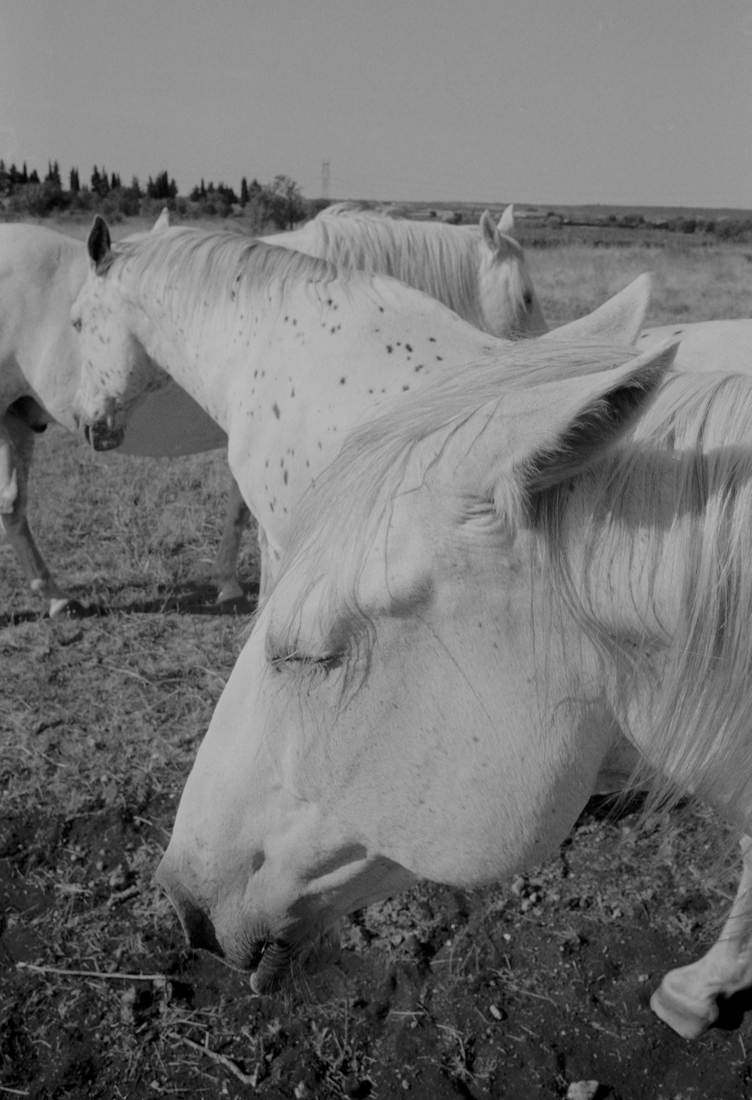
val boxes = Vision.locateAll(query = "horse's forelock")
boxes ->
[273,342,642,674]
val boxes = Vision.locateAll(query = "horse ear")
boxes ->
[152,208,170,232]
[546,274,653,348]
[479,210,500,252]
[87,216,112,269]
[497,204,515,236]
[445,340,679,508]
[519,340,678,493]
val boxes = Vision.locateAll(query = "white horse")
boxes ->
[71,219,649,598]
[155,339,752,1041]
[0,216,249,616]
[265,204,547,340]
[638,319,752,371]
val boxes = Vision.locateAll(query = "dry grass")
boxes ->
[526,240,752,328]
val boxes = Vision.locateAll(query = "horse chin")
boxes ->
[85,421,126,451]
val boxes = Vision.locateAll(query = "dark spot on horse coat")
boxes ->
[386,345,393,353]
[272,403,280,419]
[340,377,346,385]
[283,470,288,485]
[414,364,424,372]
[405,343,413,352]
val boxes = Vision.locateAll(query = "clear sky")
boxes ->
[1,0,751,209]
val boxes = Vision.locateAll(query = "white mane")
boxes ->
[297,208,516,329]
[101,227,355,336]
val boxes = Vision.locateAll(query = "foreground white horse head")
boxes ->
[158,338,752,996]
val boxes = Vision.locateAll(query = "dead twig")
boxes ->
[16,962,167,982]
[167,1032,258,1086]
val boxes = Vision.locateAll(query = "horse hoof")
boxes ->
[650,979,718,1039]
[216,581,245,604]
[48,598,87,620]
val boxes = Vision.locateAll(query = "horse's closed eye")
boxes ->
[270,649,343,677]
[72,317,82,332]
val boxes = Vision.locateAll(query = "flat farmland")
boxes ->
[1,220,752,1100]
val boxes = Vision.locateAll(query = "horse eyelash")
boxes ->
[269,649,343,676]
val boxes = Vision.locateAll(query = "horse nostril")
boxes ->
[178,897,224,956]
[84,424,91,445]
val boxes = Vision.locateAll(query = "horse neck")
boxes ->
[10,240,90,423]
[127,282,241,431]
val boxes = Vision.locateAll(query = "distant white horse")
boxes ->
[0,216,249,617]
[265,204,547,340]
[71,219,649,597]
[155,339,752,1041]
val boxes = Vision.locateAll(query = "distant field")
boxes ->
[2,213,752,1099]
[527,241,752,328]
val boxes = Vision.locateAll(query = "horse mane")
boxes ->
[103,227,346,332]
[539,367,752,824]
[275,352,752,828]
[300,208,520,328]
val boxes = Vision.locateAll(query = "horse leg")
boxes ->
[0,416,71,617]
[651,834,752,1038]
[257,525,274,603]
[213,476,249,602]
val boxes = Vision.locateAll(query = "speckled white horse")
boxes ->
[154,338,752,1041]
[71,219,649,598]
[212,203,548,580]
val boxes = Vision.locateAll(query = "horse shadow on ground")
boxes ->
[115,580,258,617]
[0,580,258,627]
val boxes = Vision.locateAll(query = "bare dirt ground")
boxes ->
[2,234,752,1098]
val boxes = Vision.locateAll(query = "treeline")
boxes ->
[0,161,325,230]
[544,209,752,242]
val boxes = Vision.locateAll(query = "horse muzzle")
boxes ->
[84,418,126,451]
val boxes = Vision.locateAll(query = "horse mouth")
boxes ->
[84,421,126,451]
